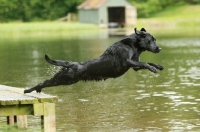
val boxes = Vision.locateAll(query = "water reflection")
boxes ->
[0,32,200,131]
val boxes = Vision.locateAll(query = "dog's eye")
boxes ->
[152,36,156,42]
[149,40,151,44]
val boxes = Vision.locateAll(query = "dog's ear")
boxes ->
[140,28,146,32]
[134,28,140,35]
[135,28,146,38]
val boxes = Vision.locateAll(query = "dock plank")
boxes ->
[0,84,57,132]
[0,85,58,105]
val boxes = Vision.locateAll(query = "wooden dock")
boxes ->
[0,85,58,132]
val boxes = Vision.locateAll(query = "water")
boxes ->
[0,30,200,131]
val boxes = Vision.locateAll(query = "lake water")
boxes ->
[0,30,200,131]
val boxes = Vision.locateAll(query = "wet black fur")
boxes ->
[24,28,164,93]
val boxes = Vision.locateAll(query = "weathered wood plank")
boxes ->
[0,104,33,116]
[25,93,58,103]
[42,103,56,132]
[0,91,38,105]
[7,115,28,128]
[0,85,58,131]
[0,98,19,105]
[0,85,58,105]
[33,103,44,116]
[7,116,17,125]
[17,115,28,128]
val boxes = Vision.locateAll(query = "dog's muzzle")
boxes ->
[155,47,161,53]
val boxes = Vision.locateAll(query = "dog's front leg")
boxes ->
[132,67,145,71]
[148,63,164,70]
[133,63,164,71]
[127,59,158,73]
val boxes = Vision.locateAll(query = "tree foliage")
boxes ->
[0,0,84,22]
[128,0,200,17]
[0,0,200,22]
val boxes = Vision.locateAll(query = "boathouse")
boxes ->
[77,0,137,27]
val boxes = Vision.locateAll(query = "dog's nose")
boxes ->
[156,47,161,53]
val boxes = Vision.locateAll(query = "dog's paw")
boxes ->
[155,65,164,70]
[24,88,31,94]
[148,63,164,71]
[36,88,42,93]
[24,88,42,94]
[149,66,158,73]
[158,65,164,70]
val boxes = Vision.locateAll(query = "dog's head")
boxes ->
[135,28,161,53]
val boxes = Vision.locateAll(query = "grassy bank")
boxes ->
[0,5,200,38]
[136,5,200,37]
[0,22,101,40]
[0,22,99,33]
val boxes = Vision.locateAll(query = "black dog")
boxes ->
[24,28,164,93]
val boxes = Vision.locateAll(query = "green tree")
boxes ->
[0,0,84,22]
[128,0,200,18]
[1,0,200,22]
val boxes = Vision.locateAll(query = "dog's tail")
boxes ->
[45,54,73,68]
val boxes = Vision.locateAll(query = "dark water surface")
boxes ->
[0,30,200,131]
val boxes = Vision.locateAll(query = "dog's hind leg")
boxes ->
[24,76,79,93]
[24,78,56,93]
[24,68,80,93]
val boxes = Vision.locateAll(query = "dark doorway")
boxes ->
[108,7,125,27]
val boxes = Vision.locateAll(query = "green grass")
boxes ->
[150,5,200,19]
[0,22,101,40]
[136,5,200,37]
[0,22,99,33]
[0,5,200,38]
